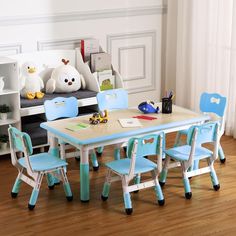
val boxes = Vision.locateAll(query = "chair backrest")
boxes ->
[44,97,78,121]
[199,92,226,135]
[200,92,226,118]
[186,122,219,164]
[96,89,128,111]
[187,122,219,146]
[8,126,34,176]
[126,133,164,179]
[8,126,33,156]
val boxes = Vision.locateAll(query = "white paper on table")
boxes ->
[118,118,142,128]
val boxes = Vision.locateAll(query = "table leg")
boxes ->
[114,143,121,160]
[80,148,90,202]
[48,134,60,185]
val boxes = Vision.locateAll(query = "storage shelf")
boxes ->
[0,147,10,155]
[0,118,19,126]
[0,49,123,157]
[0,89,19,96]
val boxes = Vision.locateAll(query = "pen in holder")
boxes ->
[162,97,172,114]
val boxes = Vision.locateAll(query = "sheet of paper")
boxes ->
[118,118,142,128]
[66,122,90,131]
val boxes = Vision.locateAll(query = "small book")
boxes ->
[90,52,111,73]
[98,69,112,78]
[66,122,90,132]
[81,39,100,62]
[97,70,114,91]
[118,118,142,128]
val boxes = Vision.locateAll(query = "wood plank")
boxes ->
[0,133,235,235]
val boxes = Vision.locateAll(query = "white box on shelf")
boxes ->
[75,47,124,92]
[0,47,124,154]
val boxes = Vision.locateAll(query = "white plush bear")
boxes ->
[46,59,86,94]
[20,61,44,99]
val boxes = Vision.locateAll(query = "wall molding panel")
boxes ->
[107,31,156,94]
[37,38,87,51]
[0,44,22,56]
[0,2,164,105]
[0,5,167,26]
[118,45,146,81]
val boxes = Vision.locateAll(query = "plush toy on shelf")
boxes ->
[20,62,45,99]
[46,59,86,94]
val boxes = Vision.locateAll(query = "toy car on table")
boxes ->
[89,110,108,125]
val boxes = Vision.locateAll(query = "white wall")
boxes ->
[164,0,177,94]
[0,0,167,106]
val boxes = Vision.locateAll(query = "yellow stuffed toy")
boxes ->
[20,61,44,99]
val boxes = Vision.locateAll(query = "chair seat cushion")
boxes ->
[165,145,213,161]
[19,153,68,171]
[105,157,157,175]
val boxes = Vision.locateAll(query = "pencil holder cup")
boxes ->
[162,98,172,114]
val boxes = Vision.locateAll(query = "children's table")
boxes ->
[41,105,209,201]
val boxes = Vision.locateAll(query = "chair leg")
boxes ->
[101,169,112,201]
[193,159,199,170]
[152,170,165,206]
[11,170,23,198]
[114,147,121,160]
[121,177,132,215]
[60,143,66,160]
[208,159,220,191]
[46,173,55,190]
[174,132,182,147]
[133,174,141,193]
[162,137,166,160]
[123,192,132,215]
[218,143,226,163]
[96,146,104,157]
[60,168,73,201]
[183,176,192,199]
[28,173,43,210]
[49,146,61,185]
[159,156,171,187]
[181,164,192,199]
[90,150,99,171]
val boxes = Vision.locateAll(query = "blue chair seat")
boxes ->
[106,157,157,175]
[19,153,68,171]
[165,145,213,162]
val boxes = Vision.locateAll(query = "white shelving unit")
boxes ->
[0,57,20,156]
[0,49,124,156]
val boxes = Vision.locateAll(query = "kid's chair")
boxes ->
[160,121,220,199]
[174,92,227,163]
[96,88,128,111]
[44,97,99,170]
[101,133,165,215]
[96,89,128,159]
[8,126,73,210]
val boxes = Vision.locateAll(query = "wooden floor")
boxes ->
[0,133,236,236]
